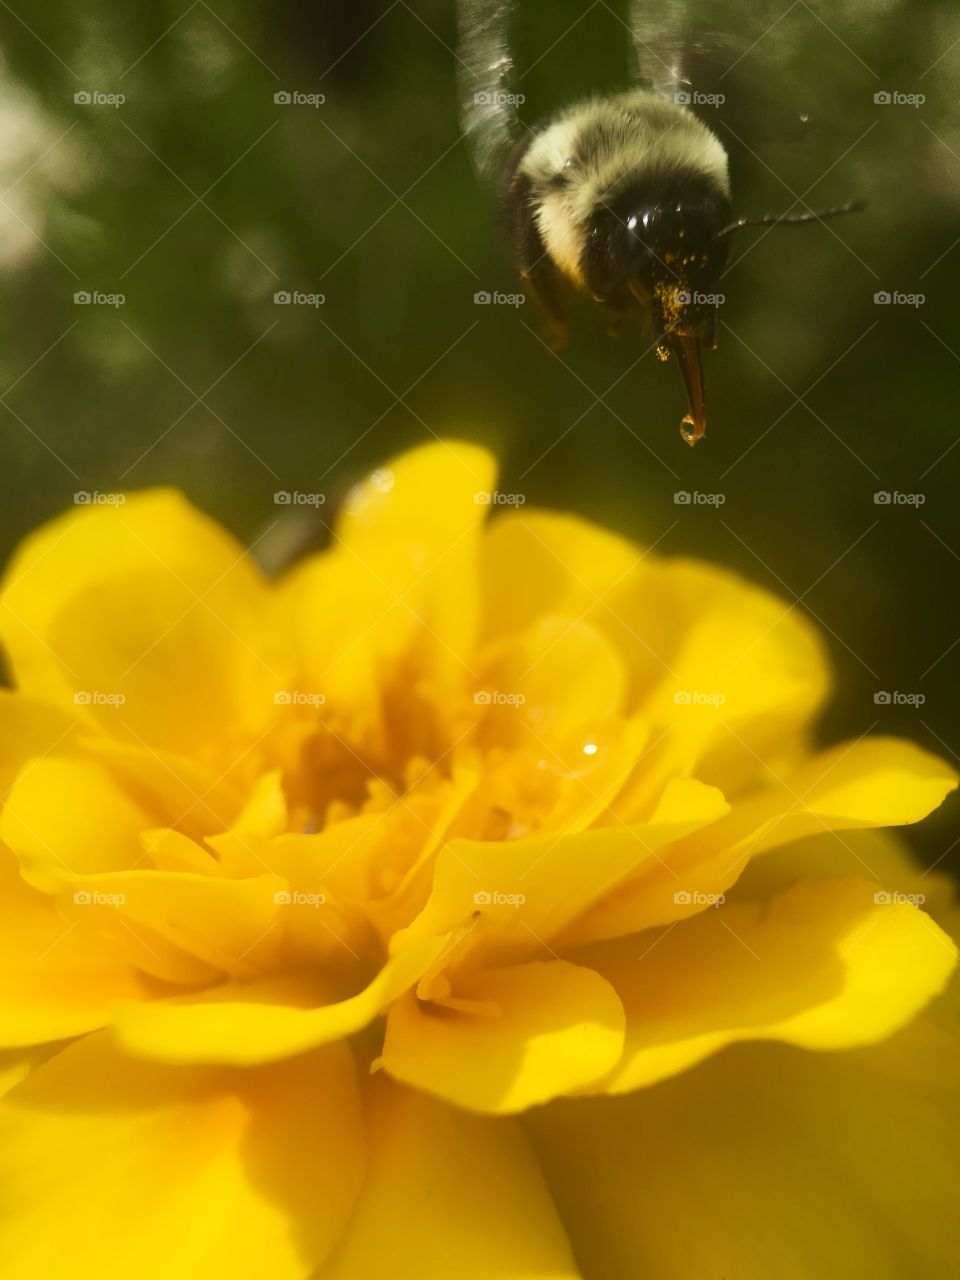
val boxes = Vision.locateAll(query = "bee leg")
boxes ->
[507,172,569,353]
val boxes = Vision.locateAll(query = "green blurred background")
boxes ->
[0,0,956,865]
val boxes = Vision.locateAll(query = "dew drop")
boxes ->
[582,742,599,756]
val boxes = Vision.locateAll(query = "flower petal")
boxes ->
[380,959,625,1114]
[527,1018,960,1277]
[398,775,729,962]
[113,935,448,1065]
[319,1075,581,1279]
[281,441,495,729]
[571,737,958,941]
[0,489,276,757]
[584,877,956,1093]
[0,848,161,1046]
[1,755,149,891]
[0,1032,365,1279]
[478,509,641,647]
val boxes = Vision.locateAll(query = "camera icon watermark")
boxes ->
[473,290,526,307]
[73,490,126,506]
[873,889,925,906]
[873,690,925,707]
[274,689,326,708]
[873,290,924,307]
[674,490,726,506]
[274,90,325,107]
[673,89,725,108]
[273,290,325,307]
[873,490,925,506]
[474,689,526,707]
[74,89,125,107]
[74,290,125,308]
[274,888,326,907]
[474,90,525,107]
[473,889,526,907]
[674,689,726,707]
[273,490,325,506]
[74,689,126,707]
[873,90,924,108]
[673,889,725,907]
[73,888,126,907]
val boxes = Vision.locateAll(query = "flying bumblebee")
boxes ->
[458,0,864,445]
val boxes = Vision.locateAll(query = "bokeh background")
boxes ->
[0,0,956,866]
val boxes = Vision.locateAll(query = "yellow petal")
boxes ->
[0,1032,365,1279]
[527,1017,960,1278]
[281,442,495,728]
[0,489,276,757]
[602,558,831,789]
[578,737,958,940]
[477,616,627,751]
[0,849,161,1046]
[58,869,290,980]
[478,509,640,646]
[320,1075,581,1279]
[381,959,625,1114]
[0,690,79,797]
[1,755,149,891]
[398,775,729,962]
[113,935,448,1065]
[583,877,956,1093]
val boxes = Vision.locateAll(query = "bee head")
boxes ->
[583,170,732,444]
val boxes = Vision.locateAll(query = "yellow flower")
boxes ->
[0,440,957,1278]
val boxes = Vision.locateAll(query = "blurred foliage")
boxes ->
[0,0,957,862]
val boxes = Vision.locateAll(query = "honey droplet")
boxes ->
[680,414,701,446]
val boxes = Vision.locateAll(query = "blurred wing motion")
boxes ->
[628,0,689,98]
[456,0,520,182]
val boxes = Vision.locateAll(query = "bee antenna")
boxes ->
[715,199,867,239]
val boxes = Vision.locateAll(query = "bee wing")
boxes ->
[457,0,520,183]
[628,0,690,98]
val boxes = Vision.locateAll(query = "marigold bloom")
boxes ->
[0,441,957,1278]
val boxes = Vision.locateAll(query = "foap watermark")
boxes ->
[474,690,526,707]
[274,889,327,907]
[673,890,726,907]
[74,290,125,307]
[273,691,327,711]
[474,490,526,506]
[274,290,325,307]
[74,89,125,107]
[74,690,125,708]
[74,490,125,506]
[874,490,925,506]
[675,290,726,306]
[473,890,526,908]
[874,690,925,707]
[274,690,326,708]
[874,290,924,308]
[873,90,924,108]
[674,689,726,707]
[673,89,725,108]
[274,490,325,506]
[74,889,126,907]
[674,490,726,506]
[474,90,525,107]
[874,890,926,906]
[274,90,326,107]
[474,290,526,307]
